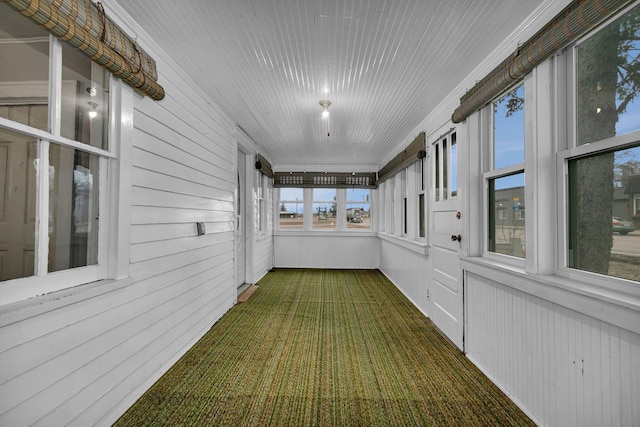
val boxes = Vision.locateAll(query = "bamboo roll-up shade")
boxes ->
[451,0,632,123]
[2,0,165,100]
[377,132,426,184]
[274,172,377,188]
[255,154,273,178]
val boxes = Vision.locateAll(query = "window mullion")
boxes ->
[49,36,62,136]
[35,139,49,276]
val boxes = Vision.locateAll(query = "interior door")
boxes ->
[429,127,464,350]
[235,149,246,289]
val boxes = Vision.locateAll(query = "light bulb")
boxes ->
[322,109,329,118]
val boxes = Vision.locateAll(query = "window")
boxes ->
[312,188,337,230]
[346,188,371,229]
[566,4,640,282]
[0,5,117,297]
[433,131,458,201]
[486,84,525,258]
[418,157,426,238]
[401,169,408,235]
[278,188,303,229]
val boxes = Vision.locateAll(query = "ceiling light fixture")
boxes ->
[319,100,331,118]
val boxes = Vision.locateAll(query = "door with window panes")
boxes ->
[429,126,463,350]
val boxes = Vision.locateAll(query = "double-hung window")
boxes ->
[562,4,640,283]
[0,5,121,303]
[486,84,526,259]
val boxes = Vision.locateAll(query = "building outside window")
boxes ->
[346,188,371,229]
[0,4,114,294]
[487,84,526,258]
[566,4,640,282]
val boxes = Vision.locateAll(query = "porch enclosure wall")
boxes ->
[0,4,248,425]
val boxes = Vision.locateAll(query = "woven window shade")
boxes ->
[2,0,165,100]
[274,172,377,188]
[255,154,273,178]
[377,131,426,183]
[451,0,632,123]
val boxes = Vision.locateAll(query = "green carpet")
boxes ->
[115,269,534,426]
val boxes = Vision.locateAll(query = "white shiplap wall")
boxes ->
[0,11,246,426]
[466,272,640,427]
[274,234,380,269]
[379,238,430,316]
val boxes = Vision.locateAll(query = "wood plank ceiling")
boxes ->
[113,0,544,169]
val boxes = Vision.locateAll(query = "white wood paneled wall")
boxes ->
[274,234,380,269]
[379,239,430,317]
[466,272,640,427]
[0,42,241,426]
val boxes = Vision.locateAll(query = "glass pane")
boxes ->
[278,188,303,229]
[489,172,525,258]
[435,143,440,201]
[0,3,49,131]
[49,145,99,272]
[494,85,525,169]
[443,138,448,200]
[419,194,425,238]
[0,128,37,281]
[569,144,640,281]
[346,188,370,229]
[61,42,109,149]
[450,132,457,198]
[577,5,640,145]
[312,188,336,230]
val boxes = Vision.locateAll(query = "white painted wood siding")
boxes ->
[0,23,243,426]
[466,272,640,427]
[379,238,430,317]
[274,234,380,269]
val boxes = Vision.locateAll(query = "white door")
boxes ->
[429,127,464,350]
[235,149,246,289]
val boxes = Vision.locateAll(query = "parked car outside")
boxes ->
[612,217,635,235]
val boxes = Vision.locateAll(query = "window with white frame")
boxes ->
[418,157,426,238]
[565,4,640,282]
[346,188,371,229]
[433,131,458,201]
[0,5,117,296]
[278,188,304,229]
[401,168,408,236]
[486,84,526,259]
[312,188,337,230]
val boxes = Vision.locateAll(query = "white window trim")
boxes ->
[0,36,132,305]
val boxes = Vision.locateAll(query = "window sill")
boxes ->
[0,277,133,327]
[377,232,428,256]
[460,256,640,335]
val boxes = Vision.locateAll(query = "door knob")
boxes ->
[451,234,461,242]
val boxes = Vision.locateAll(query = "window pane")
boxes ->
[419,194,425,238]
[569,144,640,281]
[49,145,99,272]
[494,85,525,169]
[450,132,457,198]
[346,188,370,229]
[435,144,440,201]
[279,188,303,229]
[61,42,109,149]
[0,128,37,281]
[577,5,640,145]
[489,173,525,258]
[313,188,336,230]
[443,138,448,200]
[0,4,49,131]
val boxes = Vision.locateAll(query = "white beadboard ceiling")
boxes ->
[113,0,543,169]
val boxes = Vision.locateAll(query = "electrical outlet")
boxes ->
[426,289,431,301]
